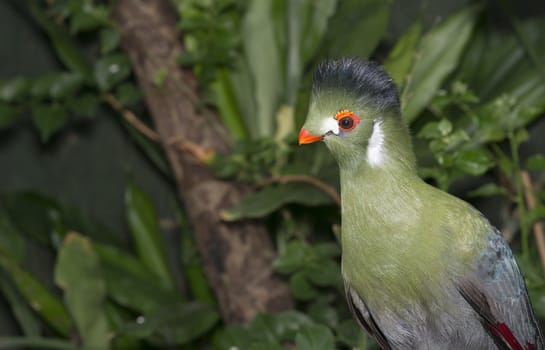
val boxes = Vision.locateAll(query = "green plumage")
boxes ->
[306,67,487,310]
[299,58,543,350]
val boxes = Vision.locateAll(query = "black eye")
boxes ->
[334,110,360,131]
[339,116,354,130]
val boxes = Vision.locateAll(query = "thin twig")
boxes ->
[258,174,341,206]
[168,138,215,164]
[520,170,545,276]
[103,93,160,141]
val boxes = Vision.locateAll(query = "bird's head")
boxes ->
[299,58,410,169]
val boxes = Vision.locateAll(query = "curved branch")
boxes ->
[103,93,160,141]
[259,174,341,206]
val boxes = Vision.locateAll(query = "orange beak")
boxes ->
[298,128,323,145]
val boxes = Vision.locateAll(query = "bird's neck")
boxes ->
[339,119,433,307]
[339,153,424,230]
[340,115,417,178]
[338,115,425,252]
[339,116,423,235]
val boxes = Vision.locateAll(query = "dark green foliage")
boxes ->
[1,1,545,349]
[1,186,219,347]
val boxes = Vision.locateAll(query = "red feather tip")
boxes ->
[488,322,536,350]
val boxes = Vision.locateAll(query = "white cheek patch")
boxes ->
[321,118,339,135]
[367,119,384,167]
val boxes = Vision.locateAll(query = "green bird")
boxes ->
[298,58,544,350]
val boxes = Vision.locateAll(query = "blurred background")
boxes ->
[1,0,545,349]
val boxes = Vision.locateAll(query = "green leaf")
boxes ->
[214,312,314,349]
[516,253,545,287]
[437,118,453,136]
[54,233,111,349]
[30,73,61,99]
[3,190,122,248]
[66,93,99,118]
[284,0,337,105]
[307,302,339,329]
[0,77,29,103]
[295,324,335,350]
[2,191,62,245]
[28,3,93,81]
[100,28,121,54]
[336,319,361,347]
[299,0,338,63]
[417,121,442,139]
[103,303,141,349]
[418,118,453,140]
[242,0,281,137]
[529,287,545,319]
[184,263,215,304]
[31,104,67,142]
[274,240,309,274]
[0,337,77,350]
[313,242,341,259]
[457,17,545,111]
[0,254,71,336]
[0,104,20,130]
[229,57,259,136]
[513,128,529,146]
[0,272,41,336]
[526,206,545,227]
[248,343,284,350]
[248,313,282,343]
[152,302,219,345]
[222,182,333,221]
[384,20,423,87]
[70,5,109,34]
[49,72,84,99]
[94,54,132,91]
[454,148,494,176]
[177,204,215,304]
[120,302,219,345]
[94,242,157,282]
[0,212,25,262]
[268,311,314,341]
[211,68,247,140]
[526,154,545,171]
[115,83,142,106]
[324,0,391,59]
[305,259,341,287]
[125,182,173,289]
[290,272,318,300]
[101,262,178,315]
[467,183,507,198]
[402,5,480,122]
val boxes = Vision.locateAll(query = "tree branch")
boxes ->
[103,93,160,141]
[113,0,292,323]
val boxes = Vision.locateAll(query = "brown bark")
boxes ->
[113,0,293,323]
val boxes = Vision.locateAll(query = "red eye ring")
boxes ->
[335,109,360,131]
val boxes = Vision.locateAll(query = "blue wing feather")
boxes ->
[460,228,544,350]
